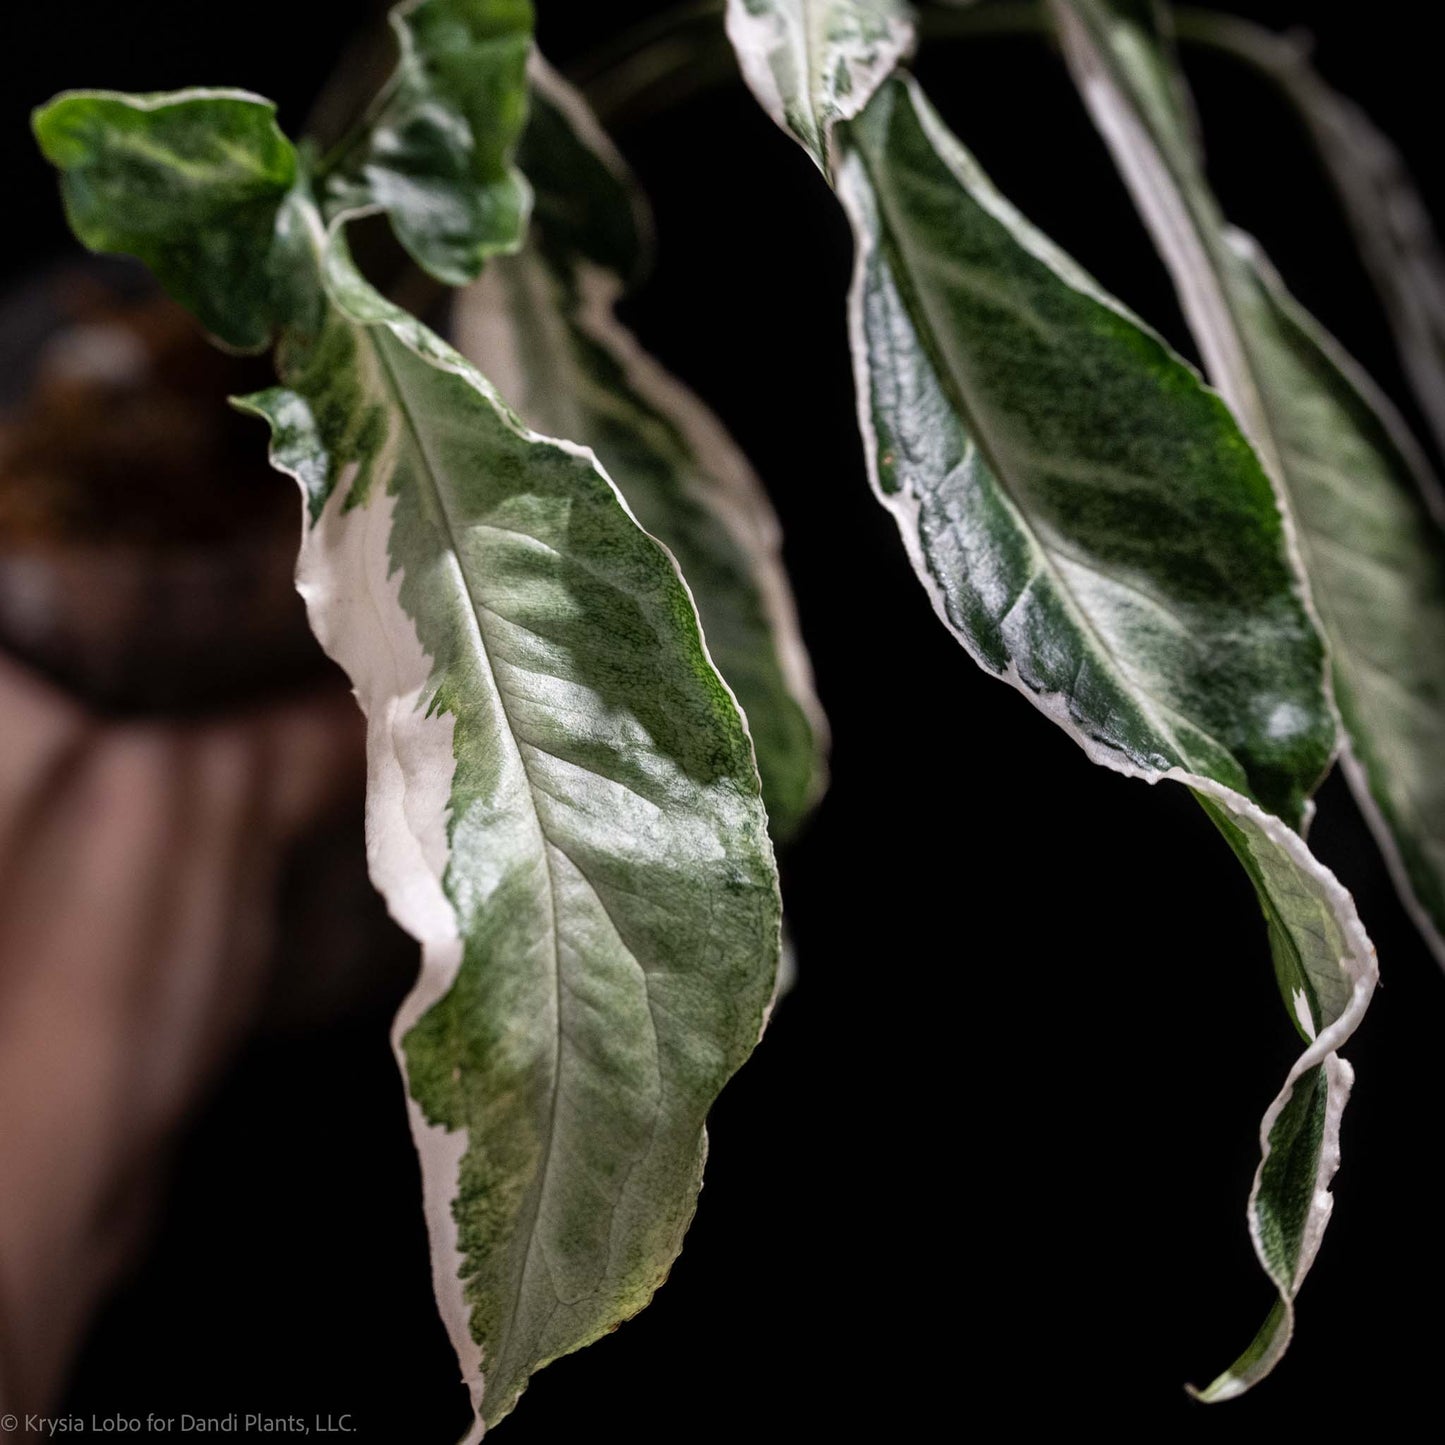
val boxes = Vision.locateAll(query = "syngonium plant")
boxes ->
[29,0,1445,1426]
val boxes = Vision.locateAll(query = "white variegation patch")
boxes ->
[453,64,827,839]
[725,0,915,171]
[294,480,483,1434]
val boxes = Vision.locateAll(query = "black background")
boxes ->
[2,1,1441,1439]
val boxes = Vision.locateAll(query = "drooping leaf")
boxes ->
[724,0,915,173]
[32,89,297,349]
[36,86,783,1434]
[841,83,1332,825]
[321,0,534,284]
[1052,4,1445,965]
[454,62,827,840]
[259,236,783,1432]
[1173,10,1445,471]
[729,45,1375,1393]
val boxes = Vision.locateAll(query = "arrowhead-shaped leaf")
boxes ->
[1052,5,1445,962]
[454,62,827,840]
[35,85,783,1433]
[724,0,915,172]
[320,0,534,284]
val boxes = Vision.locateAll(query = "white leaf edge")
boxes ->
[456,55,828,807]
[834,76,1377,1390]
[724,0,917,171]
[266,257,780,1434]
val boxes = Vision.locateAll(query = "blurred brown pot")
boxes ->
[0,259,412,1029]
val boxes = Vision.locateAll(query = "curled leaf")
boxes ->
[321,0,535,283]
[724,0,915,173]
[32,89,296,348]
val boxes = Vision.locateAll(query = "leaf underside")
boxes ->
[1186,15,1445,472]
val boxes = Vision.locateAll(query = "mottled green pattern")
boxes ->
[256,245,781,1421]
[836,76,1371,1042]
[322,0,534,283]
[32,90,296,349]
[1232,251,1445,955]
[36,81,782,1431]
[1254,1065,1327,1278]
[1056,0,1445,965]
[840,76,1331,824]
[725,0,914,172]
[738,61,1372,1401]
[458,74,826,839]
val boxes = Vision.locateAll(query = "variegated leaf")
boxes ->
[34,81,782,1435]
[724,0,915,173]
[841,69,1376,1401]
[321,0,534,284]
[33,88,297,350]
[729,44,1376,1395]
[454,62,827,840]
[1173,11,1445,468]
[1054,0,1445,986]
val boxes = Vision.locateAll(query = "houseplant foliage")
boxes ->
[28,0,1445,1425]
[33,3,822,1431]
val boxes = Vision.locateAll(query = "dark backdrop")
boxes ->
[2,2,1439,1439]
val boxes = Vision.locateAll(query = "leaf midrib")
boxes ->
[369,327,575,1384]
[1080,13,1445,874]
[850,124,1250,798]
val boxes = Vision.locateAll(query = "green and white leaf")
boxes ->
[724,0,915,172]
[835,74,1336,816]
[729,49,1376,1394]
[1173,10,1445,468]
[454,62,827,840]
[32,88,297,349]
[35,87,783,1434]
[1052,3,1445,965]
[261,236,783,1431]
[320,0,534,284]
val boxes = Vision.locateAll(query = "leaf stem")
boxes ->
[577,0,1060,128]
[1168,7,1316,72]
